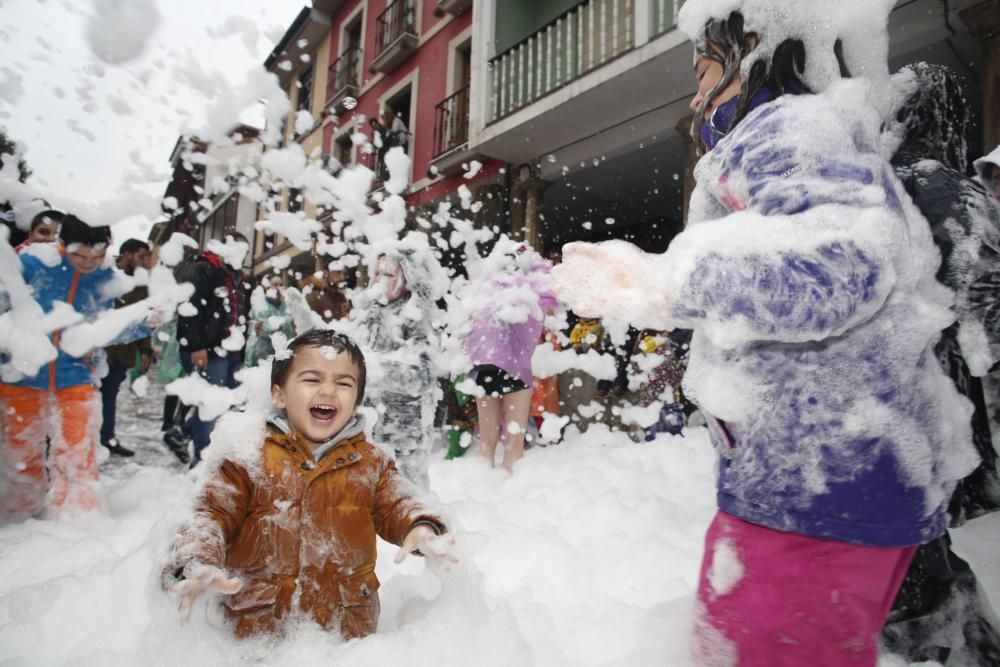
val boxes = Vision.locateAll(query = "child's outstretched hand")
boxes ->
[145,306,171,329]
[395,524,460,566]
[553,240,673,328]
[169,562,244,622]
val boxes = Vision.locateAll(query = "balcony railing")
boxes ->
[433,85,471,159]
[327,45,362,112]
[652,0,680,37]
[488,0,683,122]
[372,0,417,73]
[357,148,385,189]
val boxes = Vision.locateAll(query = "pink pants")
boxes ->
[694,510,916,667]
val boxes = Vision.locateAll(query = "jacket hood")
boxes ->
[267,412,367,460]
[974,145,1000,183]
[890,63,968,172]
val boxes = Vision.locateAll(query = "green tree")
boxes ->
[0,126,31,183]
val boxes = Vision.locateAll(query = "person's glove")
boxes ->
[145,306,172,329]
[168,562,243,621]
[395,524,459,566]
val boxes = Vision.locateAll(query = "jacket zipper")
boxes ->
[712,417,737,463]
[48,268,81,392]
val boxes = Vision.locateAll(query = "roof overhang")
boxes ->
[264,5,338,87]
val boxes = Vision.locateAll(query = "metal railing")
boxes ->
[432,85,471,159]
[375,0,416,59]
[326,45,362,103]
[651,0,680,38]
[487,0,686,122]
[357,148,384,188]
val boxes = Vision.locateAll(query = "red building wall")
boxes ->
[323,0,502,210]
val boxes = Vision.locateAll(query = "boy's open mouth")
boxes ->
[309,405,337,423]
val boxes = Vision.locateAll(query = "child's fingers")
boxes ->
[172,581,200,622]
[562,241,601,260]
[393,546,413,564]
[208,575,243,595]
[423,536,460,564]
[431,551,461,565]
[177,592,193,622]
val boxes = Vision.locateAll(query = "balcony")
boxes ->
[436,0,472,16]
[474,0,691,170]
[371,0,418,74]
[356,148,386,192]
[327,45,363,113]
[430,85,479,176]
[491,0,651,122]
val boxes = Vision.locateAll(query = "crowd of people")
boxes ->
[3,0,1000,662]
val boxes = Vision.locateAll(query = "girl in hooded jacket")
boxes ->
[358,245,442,490]
[554,4,980,665]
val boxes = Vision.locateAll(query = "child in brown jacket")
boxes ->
[162,329,453,639]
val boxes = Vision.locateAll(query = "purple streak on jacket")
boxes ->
[666,84,977,547]
[462,267,557,386]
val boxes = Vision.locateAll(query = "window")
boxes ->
[287,187,304,214]
[455,41,471,90]
[333,11,364,93]
[202,192,240,244]
[375,84,413,182]
[297,64,314,113]
[334,134,353,166]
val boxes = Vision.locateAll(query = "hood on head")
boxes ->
[974,145,1000,183]
[889,62,969,171]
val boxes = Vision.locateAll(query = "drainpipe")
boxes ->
[510,163,546,248]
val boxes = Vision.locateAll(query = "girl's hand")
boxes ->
[553,241,673,327]
[169,563,243,622]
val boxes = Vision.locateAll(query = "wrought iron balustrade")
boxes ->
[432,85,471,159]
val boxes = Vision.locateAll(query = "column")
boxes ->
[674,115,697,226]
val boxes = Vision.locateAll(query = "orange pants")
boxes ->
[0,384,102,521]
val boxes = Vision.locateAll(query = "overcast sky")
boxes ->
[1,0,305,242]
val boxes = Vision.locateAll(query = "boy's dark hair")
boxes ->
[271,329,367,407]
[59,214,112,247]
[118,238,150,255]
[30,209,64,231]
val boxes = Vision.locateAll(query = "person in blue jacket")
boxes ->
[0,215,153,522]
[554,7,981,665]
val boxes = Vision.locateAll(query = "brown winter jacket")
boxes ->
[299,275,352,323]
[163,418,446,639]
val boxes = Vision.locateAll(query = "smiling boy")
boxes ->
[163,329,453,639]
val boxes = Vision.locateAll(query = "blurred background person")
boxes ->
[99,239,153,457]
[174,233,251,467]
[244,272,293,368]
[881,62,1000,665]
[358,246,440,489]
[15,209,63,253]
[461,240,556,471]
